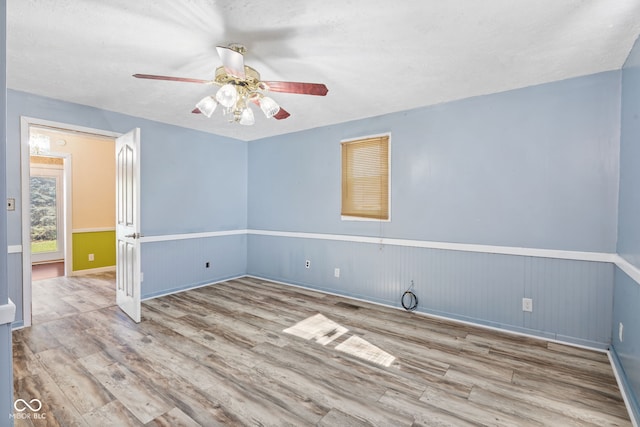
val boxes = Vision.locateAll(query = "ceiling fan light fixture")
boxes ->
[134,44,328,125]
[239,107,255,126]
[215,83,238,108]
[195,96,218,118]
[259,96,280,118]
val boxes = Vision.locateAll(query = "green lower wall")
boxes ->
[72,230,116,271]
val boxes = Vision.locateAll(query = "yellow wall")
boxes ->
[33,130,115,229]
[72,231,116,270]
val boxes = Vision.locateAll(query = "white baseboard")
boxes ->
[608,350,640,427]
[70,265,115,276]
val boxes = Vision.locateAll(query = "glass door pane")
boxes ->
[31,165,64,263]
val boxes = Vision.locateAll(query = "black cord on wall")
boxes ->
[401,280,418,311]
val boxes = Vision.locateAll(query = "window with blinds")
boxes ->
[341,134,390,220]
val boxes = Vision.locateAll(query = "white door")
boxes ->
[115,128,142,323]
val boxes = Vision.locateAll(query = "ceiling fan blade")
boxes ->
[273,107,290,120]
[216,46,246,79]
[262,81,328,96]
[133,74,211,84]
[192,108,202,114]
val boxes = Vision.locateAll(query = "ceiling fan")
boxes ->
[133,43,328,126]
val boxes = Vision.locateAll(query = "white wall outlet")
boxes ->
[305,260,311,269]
[334,268,340,278]
[619,322,624,342]
[7,198,15,211]
[88,253,95,261]
[522,298,533,312]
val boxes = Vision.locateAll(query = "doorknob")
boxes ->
[124,232,143,239]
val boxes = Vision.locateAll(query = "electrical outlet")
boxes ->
[334,268,340,278]
[305,260,311,269]
[205,262,210,268]
[7,198,15,211]
[522,298,533,312]
[88,253,95,262]
[619,322,624,342]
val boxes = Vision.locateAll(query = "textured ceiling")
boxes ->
[7,1,640,141]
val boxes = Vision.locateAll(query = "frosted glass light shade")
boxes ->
[215,84,238,108]
[259,96,280,118]
[195,96,218,117]
[239,107,255,125]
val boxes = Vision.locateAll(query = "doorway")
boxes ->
[20,117,121,327]
[30,154,67,280]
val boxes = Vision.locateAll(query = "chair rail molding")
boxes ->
[0,299,16,325]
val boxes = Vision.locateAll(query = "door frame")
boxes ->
[20,116,121,328]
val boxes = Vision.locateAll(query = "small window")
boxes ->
[341,134,390,220]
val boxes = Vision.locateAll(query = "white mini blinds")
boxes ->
[341,135,390,220]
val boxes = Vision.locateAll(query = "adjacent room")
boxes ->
[27,126,117,323]
[1,1,640,426]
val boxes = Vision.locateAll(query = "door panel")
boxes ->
[115,128,141,323]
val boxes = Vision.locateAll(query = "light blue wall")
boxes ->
[618,36,640,268]
[0,325,11,426]
[249,72,620,252]
[613,33,640,421]
[612,268,640,420]
[138,123,247,237]
[0,1,14,425]
[5,90,248,325]
[0,3,6,304]
[248,72,621,347]
[141,234,246,299]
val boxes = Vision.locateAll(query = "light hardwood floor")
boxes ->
[30,271,116,324]
[13,275,631,426]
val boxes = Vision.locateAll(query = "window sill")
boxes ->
[341,215,391,222]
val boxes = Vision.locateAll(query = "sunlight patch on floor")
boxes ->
[283,313,348,345]
[284,313,396,367]
[335,335,396,367]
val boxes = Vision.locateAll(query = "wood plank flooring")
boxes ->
[30,271,116,324]
[13,276,632,426]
